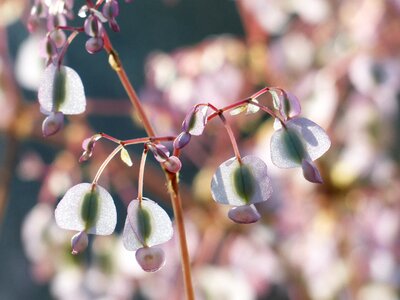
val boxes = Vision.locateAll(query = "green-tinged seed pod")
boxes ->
[211,156,272,206]
[122,198,173,251]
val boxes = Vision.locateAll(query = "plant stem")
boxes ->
[92,144,123,185]
[168,172,195,300]
[205,104,242,162]
[102,31,194,300]
[137,148,148,202]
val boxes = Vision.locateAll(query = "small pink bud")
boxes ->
[84,15,104,37]
[182,106,208,135]
[147,143,170,163]
[301,159,323,184]
[173,132,191,150]
[71,231,89,255]
[163,156,182,173]
[135,246,166,272]
[79,134,101,162]
[228,205,261,224]
[85,37,104,54]
[102,0,120,19]
[42,112,64,137]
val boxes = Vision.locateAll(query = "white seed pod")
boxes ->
[211,155,273,206]
[122,198,173,251]
[38,64,86,115]
[55,183,117,235]
[270,117,330,168]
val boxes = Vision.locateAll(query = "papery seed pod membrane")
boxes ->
[102,0,119,19]
[44,36,58,61]
[211,156,273,206]
[55,183,117,235]
[85,37,104,54]
[269,89,301,121]
[270,117,331,169]
[38,64,86,115]
[173,131,191,150]
[182,106,208,135]
[84,15,104,37]
[42,112,64,137]
[163,156,182,173]
[279,91,301,120]
[147,143,170,163]
[301,159,323,184]
[228,205,261,224]
[122,198,173,251]
[71,231,88,255]
[135,246,166,272]
[49,29,66,48]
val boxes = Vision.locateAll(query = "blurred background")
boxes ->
[1,0,400,299]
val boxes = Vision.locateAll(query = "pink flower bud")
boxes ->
[163,156,182,173]
[84,15,104,37]
[79,134,101,162]
[42,112,64,137]
[71,231,89,255]
[228,205,261,224]
[102,0,119,19]
[182,106,208,135]
[135,246,166,272]
[147,143,170,162]
[301,159,323,184]
[173,132,191,150]
[85,37,104,54]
